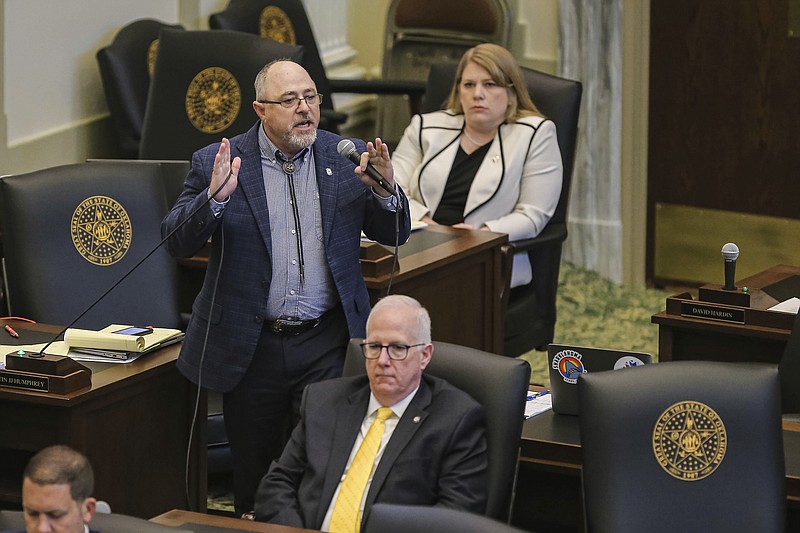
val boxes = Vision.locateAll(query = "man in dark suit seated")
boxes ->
[254,295,488,531]
[162,58,411,515]
[5,445,100,533]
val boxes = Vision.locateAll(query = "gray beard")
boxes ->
[285,129,317,151]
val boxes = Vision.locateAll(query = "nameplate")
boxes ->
[680,302,745,324]
[0,371,50,392]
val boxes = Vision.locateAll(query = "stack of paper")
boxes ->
[64,324,184,362]
[525,390,552,419]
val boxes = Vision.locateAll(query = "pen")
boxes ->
[527,390,549,400]
[4,324,20,338]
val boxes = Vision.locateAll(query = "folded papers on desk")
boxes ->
[64,324,183,362]
[525,390,552,419]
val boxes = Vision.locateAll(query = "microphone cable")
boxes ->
[35,171,234,357]
[17,166,232,511]
[385,187,402,297]
[185,211,226,512]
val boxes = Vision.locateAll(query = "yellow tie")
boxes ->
[330,407,394,533]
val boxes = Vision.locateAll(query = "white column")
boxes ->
[302,0,358,72]
[559,0,624,284]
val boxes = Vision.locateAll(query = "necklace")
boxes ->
[461,128,493,146]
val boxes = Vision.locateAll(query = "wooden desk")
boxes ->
[652,264,799,363]
[0,321,206,518]
[362,226,508,354]
[151,509,315,532]
[180,226,509,355]
[514,411,800,532]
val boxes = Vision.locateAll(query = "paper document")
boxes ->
[67,350,147,364]
[63,324,183,353]
[525,390,553,419]
[768,297,800,314]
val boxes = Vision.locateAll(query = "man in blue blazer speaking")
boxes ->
[162,60,411,514]
[254,295,488,531]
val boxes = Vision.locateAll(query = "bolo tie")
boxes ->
[278,154,305,287]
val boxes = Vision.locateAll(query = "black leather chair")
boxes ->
[379,0,512,141]
[96,19,184,158]
[779,311,800,414]
[139,28,303,161]
[579,361,785,533]
[343,339,530,522]
[208,0,427,134]
[0,162,182,330]
[364,503,529,533]
[421,63,583,356]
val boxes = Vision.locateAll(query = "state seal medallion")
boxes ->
[653,401,727,481]
[259,6,297,44]
[71,196,132,266]
[185,67,241,134]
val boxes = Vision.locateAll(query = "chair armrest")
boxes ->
[328,78,427,115]
[508,223,567,253]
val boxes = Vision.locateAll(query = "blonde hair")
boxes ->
[445,43,541,122]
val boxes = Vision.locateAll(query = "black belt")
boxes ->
[264,317,321,336]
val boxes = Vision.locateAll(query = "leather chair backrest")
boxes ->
[779,311,800,413]
[0,162,183,329]
[86,158,191,209]
[139,28,303,161]
[390,0,511,45]
[96,19,184,156]
[209,0,334,116]
[0,509,192,533]
[421,63,582,228]
[364,503,529,533]
[344,338,531,522]
[579,360,785,533]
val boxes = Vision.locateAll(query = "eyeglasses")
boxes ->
[360,342,426,361]
[258,93,324,108]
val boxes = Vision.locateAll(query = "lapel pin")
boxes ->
[413,416,421,423]
[491,155,500,164]
[326,168,333,175]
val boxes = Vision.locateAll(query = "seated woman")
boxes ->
[392,43,563,288]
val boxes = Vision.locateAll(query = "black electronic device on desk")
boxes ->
[2,349,91,394]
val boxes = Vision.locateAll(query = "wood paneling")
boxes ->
[647,0,800,284]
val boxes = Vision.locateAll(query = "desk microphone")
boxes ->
[337,139,396,197]
[722,242,739,291]
[33,170,234,358]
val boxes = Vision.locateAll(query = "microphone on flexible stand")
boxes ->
[721,242,739,291]
[25,170,235,359]
[336,139,396,197]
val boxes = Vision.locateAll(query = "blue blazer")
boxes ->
[162,123,411,391]
[254,374,489,530]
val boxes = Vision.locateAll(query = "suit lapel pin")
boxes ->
[326,168,333,175]
[413,416,421,423]
[491,155,500,164]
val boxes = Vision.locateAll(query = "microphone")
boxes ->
[30,170,235,358]
[721,242,739,291]
[337,139,396,197]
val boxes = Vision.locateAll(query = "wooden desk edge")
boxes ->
[150,509,315,532]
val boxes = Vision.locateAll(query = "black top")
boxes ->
[433,142,492,225]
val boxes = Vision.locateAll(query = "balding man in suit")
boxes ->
[255,295,488,531]
[162,59,411,515]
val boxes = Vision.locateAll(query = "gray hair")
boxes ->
[367,294,432,344]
